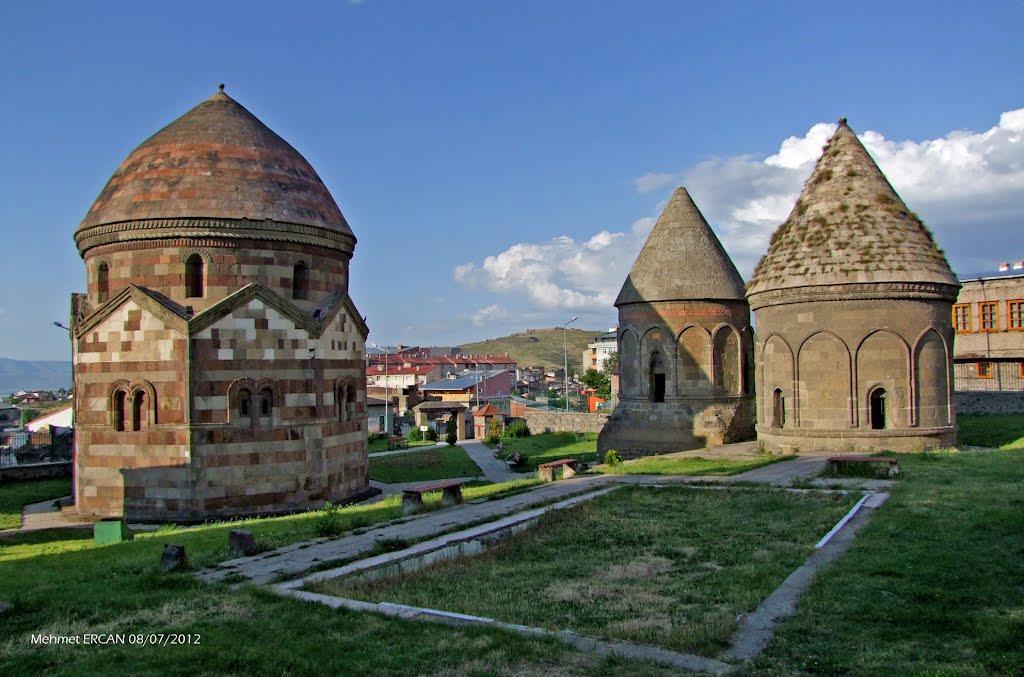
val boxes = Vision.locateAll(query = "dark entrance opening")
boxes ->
[870,388,886,429]
[772,388,785,428]
[650,352,666,403]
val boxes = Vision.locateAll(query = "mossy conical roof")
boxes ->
[746,119,957,298]
[615,187,746,306]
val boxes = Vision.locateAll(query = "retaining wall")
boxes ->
[956,391,1024,415]
[522,409,609,434]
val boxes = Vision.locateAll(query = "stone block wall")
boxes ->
[522,409,609,434]
[955,391,1024,415]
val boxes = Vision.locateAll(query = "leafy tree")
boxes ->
[602,351,619,376]
[581,368,611,400]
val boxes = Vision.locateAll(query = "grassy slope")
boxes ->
[368,446,484,483]
[367,437,435,453]
[0,478,72,530]
[958,413,1024,449]
[595,454,789,476]
[458,327,602,373]
[0,480,666,675]
[322,486,856,656]
[492,432,598,468]
[754,449,1024,675]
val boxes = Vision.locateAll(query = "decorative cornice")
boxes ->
[75,217,356,258]
[747,281,960,311]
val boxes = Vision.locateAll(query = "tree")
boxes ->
[580,368,611,400]
[602,351,619,377]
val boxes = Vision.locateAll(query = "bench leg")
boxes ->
[538,467,554,482]
[402,493,424,516]
[441,487,463,507]
[562,464,578,479]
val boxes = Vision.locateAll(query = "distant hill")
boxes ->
[458,328,604,373]
[0,358,71,395]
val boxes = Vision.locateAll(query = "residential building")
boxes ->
[582,329,618,372]
[952,263,1024,391]
[420,369,515,405]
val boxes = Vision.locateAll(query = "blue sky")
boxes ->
[1,1,1021,360]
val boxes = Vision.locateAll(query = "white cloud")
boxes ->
[472,304,510,327]
[456,108,1024,315]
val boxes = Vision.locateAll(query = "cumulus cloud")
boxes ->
[472,304,510,327]
[457,108,1024,314]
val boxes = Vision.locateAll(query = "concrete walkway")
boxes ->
[459,440,526,483]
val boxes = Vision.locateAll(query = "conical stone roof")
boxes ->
[615,187,746,306]
[77,86,352,237]
[746,120,958,303]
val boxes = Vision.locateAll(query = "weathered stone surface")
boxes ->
[522,410,608,434]
[956,391,1024,416]
[228,530,258,558]
[159,544,189,572]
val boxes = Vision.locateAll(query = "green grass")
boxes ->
[368,446,483,483]
[594,454,790,476]
[458,327,601,372]
[315,486,856,656]
[1,477,674,675]
[367,436,435,453]
[753,449,1024,674]
[0,477,72,530]
[492,432,598,468]
[958,413,1024,449]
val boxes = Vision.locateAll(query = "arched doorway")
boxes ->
[650,352,666,403]
[869,388,887,430]
[772,388,785,428]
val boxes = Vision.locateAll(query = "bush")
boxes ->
[485,417,503,445]
[505,419,531,438]
[313,502,345,537]
[603,449,622,466]
[424,428,438,442]
[445,431,457,446]
[407,427,424,442]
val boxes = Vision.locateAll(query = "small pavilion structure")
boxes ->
[412,401,468,440]
[472,403,504,439]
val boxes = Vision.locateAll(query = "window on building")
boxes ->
[97,262,110,303]
[952,304,971,333]
[293,262,309,300]
[772,389,785,428]
[977,362,994,379]
[113,390,126,432]
[185,254,204,298]
[239,388,253,420]
[132,391,145,431]
[259,388,273,417]
[346,384,357,421]
[980,302,998,332]
[337,384,347,422]
[649,352,666,403]
[1009,300,1024,331]
[869,388,887,430]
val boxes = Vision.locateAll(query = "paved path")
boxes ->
[459,440,526,483]
[199,475,614,585]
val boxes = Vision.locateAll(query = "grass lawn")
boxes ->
[1,477,667,675]
[0,477,72,530]
[367,437,436,453]
[315,486,857,656]
[491,432,598,468]
[958,413,1024,449]
[368,446,483,483]
[754,449,1024,674]
[594,454,789,476]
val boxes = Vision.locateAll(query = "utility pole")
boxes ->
[563,316,578,413]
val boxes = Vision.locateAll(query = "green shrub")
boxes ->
[313,502,345,537]
[424,428,438,442]
[603,449,622,466]
[485,418,503,444]
[446,431,457,446]
[505,419,531,438]
[407,428,423,442]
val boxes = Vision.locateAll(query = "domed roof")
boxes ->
[615,187,746,306]
[77,86,352,237]
[746,119,958,302]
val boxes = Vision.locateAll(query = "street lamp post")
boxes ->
[563,316,578,413]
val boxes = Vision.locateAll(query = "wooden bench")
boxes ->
[402,480,465,515]
[826,455,901,478]
[537,458,583,482]
[387,436,408,450]
[504,452,523,468]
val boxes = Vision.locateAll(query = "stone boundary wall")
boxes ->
[522,409,609,434]
[956,391,1024,415]
[0,461,72,482]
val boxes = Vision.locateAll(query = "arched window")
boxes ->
[185,254,204,298]
[772,388,785,428]
[259,387,273,417]
[346,384,357,422]
[131,391,146,431]
[293,261,309,300]
[97,262,110,303]
[337,384,347,422]
[649,352,666,403]
[238,388,253,424]
[113,390,126,432]
[869,388,887,430]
